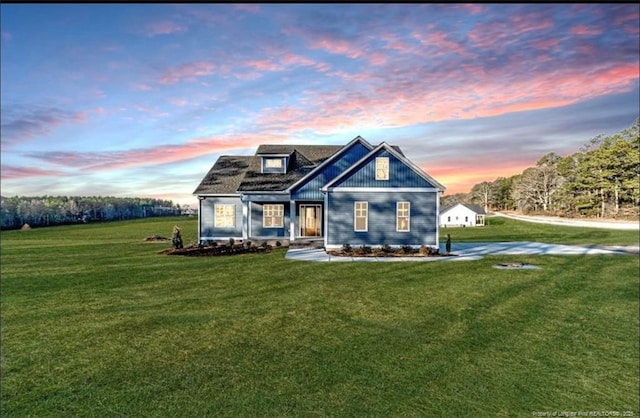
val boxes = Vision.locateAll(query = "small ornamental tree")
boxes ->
[172,225,184,249]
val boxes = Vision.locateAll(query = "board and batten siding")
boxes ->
[326,191,438,247]
[291,141,371,201]
[199,196,244,240]
[331,150,437,189]
[249,202,290,238]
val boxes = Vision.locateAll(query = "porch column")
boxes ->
[198,196,204,244]
[290,200,296,241]
[242,200,249,239]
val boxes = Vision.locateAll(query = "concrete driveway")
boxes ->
[285,241,637,262]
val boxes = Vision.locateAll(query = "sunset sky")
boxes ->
[2,4,639,207]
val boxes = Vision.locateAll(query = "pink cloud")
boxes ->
[468,15,553,50]
[509,13,555,34]
[27,132,296,173]
[379,32,416,53]
[308,37,393,66]
[570,25,603,36]
[412,30,467,56]
[144,20,187,37]
[531,38,560,50]
[309,38,363,60]
[159,61,216,84]
[244,59,283,72]
[1,166,65,180]
[368,52,388,66]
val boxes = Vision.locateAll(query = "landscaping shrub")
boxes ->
[355,245,372,255]
[400,244,414,255]
[171,225,183,249]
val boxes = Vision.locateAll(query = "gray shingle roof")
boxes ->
[237,145,341,192]
[194,145,342,195]
[192,156,253,195]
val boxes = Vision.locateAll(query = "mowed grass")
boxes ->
[1,216,638,416]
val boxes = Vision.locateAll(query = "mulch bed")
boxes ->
[161,244,272,257]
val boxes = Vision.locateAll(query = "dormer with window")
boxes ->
[261,155,289,174]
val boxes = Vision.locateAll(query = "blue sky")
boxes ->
[1,4,638,207]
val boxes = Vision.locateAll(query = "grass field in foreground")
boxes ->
[1,216,638,416]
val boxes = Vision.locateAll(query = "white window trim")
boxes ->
[396,201,410,232]
[214,204,235,228]
[354,201,368,232]
[375,157,389,181]
[263,204,284,228]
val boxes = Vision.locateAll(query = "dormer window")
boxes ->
[262,157,287,173]
[265,158,283,168]
[375,157,389,180]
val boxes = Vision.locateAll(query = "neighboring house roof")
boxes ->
[192,156,253,195]
[440,203,486,214]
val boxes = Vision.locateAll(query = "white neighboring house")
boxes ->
[440,203,486,227]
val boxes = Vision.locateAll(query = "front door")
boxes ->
[300,205,321,237]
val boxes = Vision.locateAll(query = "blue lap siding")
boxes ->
[250,202,290,238]
[199,196,243,239]
[326,191,438,247]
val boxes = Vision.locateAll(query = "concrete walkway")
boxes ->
[285,242,638,262]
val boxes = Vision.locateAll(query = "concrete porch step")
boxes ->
[289,239,325,249]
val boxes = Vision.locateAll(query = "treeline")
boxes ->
[0,196,183,230]
[442,119,640,219]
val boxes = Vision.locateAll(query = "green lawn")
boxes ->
[1,216,638,417]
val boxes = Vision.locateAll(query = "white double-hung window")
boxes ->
[354,201,368,231]
[263,204,284,228]
[214,204,235,228]
[397,202,410,232]
[375,157,389,180]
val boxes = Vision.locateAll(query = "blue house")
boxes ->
[193,136,446,250]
